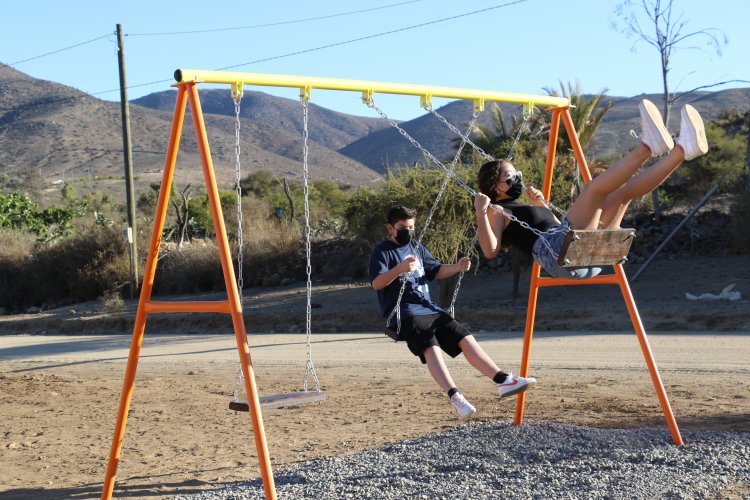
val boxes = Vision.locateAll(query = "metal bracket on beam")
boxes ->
[420,94,432,109]
[300,85,312,102]
[361,89,374,106]
[231,82,244,99]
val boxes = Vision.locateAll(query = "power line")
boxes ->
[1,2,422,69]
[89,0,528,99]
[219,0,527,72]
[1,1,527,108]
[127,0,425,36]
[6,33,113,67]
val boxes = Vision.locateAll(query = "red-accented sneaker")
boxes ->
[497,373,537,398]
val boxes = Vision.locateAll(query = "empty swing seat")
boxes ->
[229,390,326,412]
[557,228,636,267]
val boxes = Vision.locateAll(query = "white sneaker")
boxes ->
[639,99,673,157]
[449,392,476,418]
[677,104,709,161]
[496,372,537,398]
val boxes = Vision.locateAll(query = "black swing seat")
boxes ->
[384,326,403,342]
[229,390,326,412]
[557,228,636,267]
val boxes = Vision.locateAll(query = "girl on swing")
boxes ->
[474,99,708,279]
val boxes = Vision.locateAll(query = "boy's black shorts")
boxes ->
[399,312,471,364]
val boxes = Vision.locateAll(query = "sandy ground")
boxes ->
[1,255,749,498]
[1,330,748,499]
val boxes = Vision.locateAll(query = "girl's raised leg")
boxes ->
[600,104,708,229]
[566,99,673,230]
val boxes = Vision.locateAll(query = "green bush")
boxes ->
[671,117,747,202]
[0,191,87,243]
[345,164,476,263]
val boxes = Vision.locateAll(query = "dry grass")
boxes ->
[0,225,130,311]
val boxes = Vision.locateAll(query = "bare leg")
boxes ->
[566,145,651,230]
[423,346,456,392]
[459,336,501,379]
[600,147,686,228]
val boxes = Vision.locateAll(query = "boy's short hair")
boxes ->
[387,205,417,225]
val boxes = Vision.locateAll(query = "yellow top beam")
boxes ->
[174,69,570,109]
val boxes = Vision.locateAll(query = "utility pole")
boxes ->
[117,24,138,299]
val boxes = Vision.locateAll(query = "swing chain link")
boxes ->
[427,103,566,218]
[233,96,245,296]
[369,100,566,262]
[426,105,493,163]
[301,98,321,393]
[384,105,479,332]
[232,94,244,403]
[506,106,532,161]
[448,229,479,317]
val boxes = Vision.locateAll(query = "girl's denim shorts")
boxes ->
[531,218,602,280]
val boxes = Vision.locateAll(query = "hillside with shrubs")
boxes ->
[1,100,748,314]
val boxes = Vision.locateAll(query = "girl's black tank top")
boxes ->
[496,199,558,255]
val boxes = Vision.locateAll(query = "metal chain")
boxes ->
[367,100,567,260]
[233,96,245,296]
[427,103,566,217]
[448,229,479,317]
[384,109,479,333]
[301,98,321,393]
[368,100,477,196]
[232,94,245,403]
[505,108,531,161]
[425,105,493,162]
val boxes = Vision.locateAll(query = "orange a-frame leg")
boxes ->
[101,83,277,499]
[513,107,683,446]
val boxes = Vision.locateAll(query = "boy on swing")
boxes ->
[369,205,536,418]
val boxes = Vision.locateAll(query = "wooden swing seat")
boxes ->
[558,228,636,267]
[229,390,326,412]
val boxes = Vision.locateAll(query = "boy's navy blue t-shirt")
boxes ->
[369,239,443,322]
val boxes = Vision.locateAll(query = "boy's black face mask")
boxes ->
[395,228,414,246]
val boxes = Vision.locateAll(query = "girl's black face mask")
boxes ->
[395,228,415,246]
[504,171,524,200]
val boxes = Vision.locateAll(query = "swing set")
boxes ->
[101,70,682,500]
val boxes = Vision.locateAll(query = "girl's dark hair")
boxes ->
[477,159,514,200]
[387,205,417,225]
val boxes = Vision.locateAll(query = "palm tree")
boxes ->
[453,103,549,165]
[544,81,614,200]
[545,80,613,152]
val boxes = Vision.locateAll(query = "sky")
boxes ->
[2,0,749,121]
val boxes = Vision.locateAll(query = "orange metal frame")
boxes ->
[512,107,683,446]
[101,83,277,500]
[101,86,682,500]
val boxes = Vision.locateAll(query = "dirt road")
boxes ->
[1,330,748,499]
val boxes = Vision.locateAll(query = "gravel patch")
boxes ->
[178,421,750,499]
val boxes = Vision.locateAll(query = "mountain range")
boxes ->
[2,64,749,195]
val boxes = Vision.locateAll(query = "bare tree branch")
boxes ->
[674,80,750,102]
[612,0,729,219]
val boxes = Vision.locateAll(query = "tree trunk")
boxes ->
[746,110,750,192]
[653,45,672,222]
[172,185,191,249]
[283,177,295,222]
